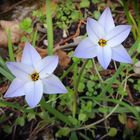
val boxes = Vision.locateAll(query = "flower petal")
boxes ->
[97,46,112,69]
[37,55,58,79]
[87,18,105,43]
[4,78,25,98]
[106,25,131,47]
[24,80,43,108]
[98,7,115,33]
[6,62,33,79]
[74,37,97,58]
[112,44,132,63]
[43,74,67,94]
[21,43,41,68]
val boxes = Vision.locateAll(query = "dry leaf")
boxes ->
[40,0,58,16]
[134,61,140,74]
[0,82,8,95]
[55,49,70,69]
[0,20,22,47]
[127,118,138,130]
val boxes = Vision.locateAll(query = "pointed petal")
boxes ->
[74,37,97,58]
[37,55,58,79]
[98,7,115,33]
[106,25,131,47]
[6,62,33,79]
[4,78,25,98]
[43,74,67,94]
[97,46,112,69]
[24,80,43,108]
[21,43,41,68]
[87,18,105,43]
[112,45,132,63]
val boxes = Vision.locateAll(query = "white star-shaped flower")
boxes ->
[74,7,132,69]
[4,43,67,108]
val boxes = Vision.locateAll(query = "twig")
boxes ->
[0,0,29,15]
[56,20,85,46]
[54,41,79,51]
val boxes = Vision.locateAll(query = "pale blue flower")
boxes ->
[74,7,132,69]
[4,43,67,108]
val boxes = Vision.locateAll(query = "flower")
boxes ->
[74,7,132,69]
[4,43,67,108]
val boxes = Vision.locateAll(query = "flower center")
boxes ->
[98,39,107,47]
[31,72,39,81]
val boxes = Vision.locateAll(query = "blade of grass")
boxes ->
[7,30,15,61]
[32,30,38,47]
[0,67,14,81]
[46,0,53,55]
[40,97,72,126]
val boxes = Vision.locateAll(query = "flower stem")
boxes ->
[113,60,118,71]
[46,0,53,55]
[73,60,88,117]
[92,59,103,83]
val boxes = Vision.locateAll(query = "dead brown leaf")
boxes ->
[127,118,138,130]
[0,82,8,95]
[0,20,22,47]
[55,49,70,69]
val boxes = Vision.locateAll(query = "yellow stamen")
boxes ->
[31,72,39,81]
[98,39,107,47]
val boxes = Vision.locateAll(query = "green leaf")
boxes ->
[118,114,126,125]
[78,113,87,122]
[136,38,140,53]
[68,115,80,126]
[108,127,117,137]
[56,127,70,137]
[70,132,78,140]
[87,80,94,89]
[27,112,35,121]
[20,17,32,33]
[0,67,14,81]
[98,107,108,113]
[78,82,85,92]
[80,0,90,8]
[71,11,81,21]
[93,10,100,19]
[92,0,100,4]
[86,60,92,69]
[15,117,25,126]
[2,125,12,134]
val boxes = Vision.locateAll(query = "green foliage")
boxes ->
[32,10,46,22]
[55,0,83,30]
[2,125,12,134]
[108,127,117,137]
[91,0,100,4]
[134,80,140,92]
[15,116,25,127]
[27,112,35,121]
[80,0,90,8]
[118,114,127,125]
[93,10,100,19]
[70,132,78,140]
[20,17,33,34]
[56,127,70,137]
